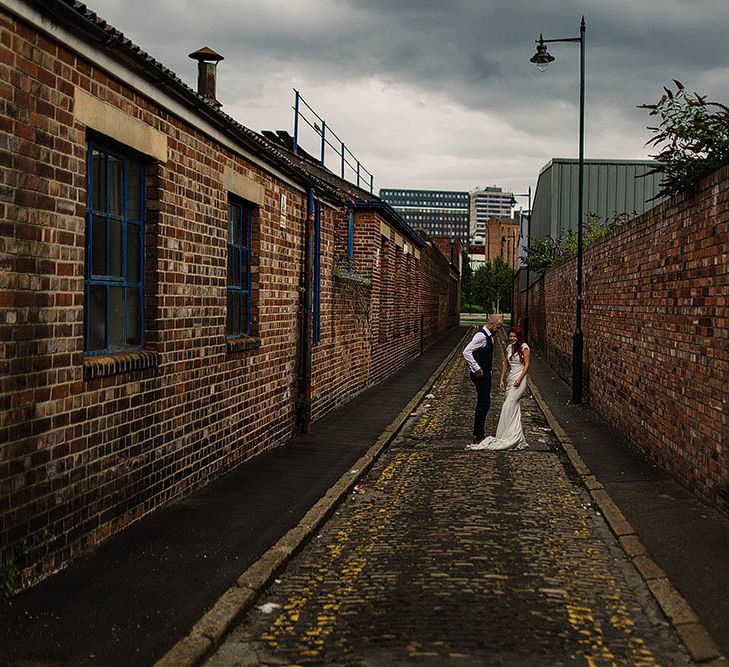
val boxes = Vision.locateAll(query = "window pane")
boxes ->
[88,285,106,350]
[240,208,248,246]
[241,293,249,336]
[127,223,140,283]
[109,219,122,277]
[126,287,140,346]
[240,249,249,291]
[228,247,241,286]
[92,149,106,212]
[91,215,107,276]
[108,154,122,215]
[228,203,241,244]
[227,291,241,336]
[236,215,243,246]
[227,246,234,285]
[108,286,124,349]
[128,162,141,220]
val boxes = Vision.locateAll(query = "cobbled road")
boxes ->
[205,340,693,666]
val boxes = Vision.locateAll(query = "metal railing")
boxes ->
[293,90,374,193]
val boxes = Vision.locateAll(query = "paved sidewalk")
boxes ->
[205,338,697,666]
[0,327,468,667]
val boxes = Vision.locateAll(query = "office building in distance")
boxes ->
[379,188,470,246]
[469,186,515,244]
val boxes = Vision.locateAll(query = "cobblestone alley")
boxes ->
[204,340,693,666]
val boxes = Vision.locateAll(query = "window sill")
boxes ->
[226,336,261,353]
[83,350,159,380]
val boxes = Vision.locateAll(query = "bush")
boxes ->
[522,211,631,272]
[639,81,729,199]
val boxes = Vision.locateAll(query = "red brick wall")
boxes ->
[311,210,459,410]
[418,238,461,342]
[520,167,728,513]
[0,8,459,590]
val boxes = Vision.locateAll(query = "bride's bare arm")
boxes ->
[514,347,531,386]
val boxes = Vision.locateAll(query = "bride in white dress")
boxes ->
[467,327,530,451]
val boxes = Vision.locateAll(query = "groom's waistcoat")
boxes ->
[473,327,494,373]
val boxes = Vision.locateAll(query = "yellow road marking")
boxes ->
[261,451,420,657]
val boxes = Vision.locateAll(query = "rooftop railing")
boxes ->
[293,90,374,193]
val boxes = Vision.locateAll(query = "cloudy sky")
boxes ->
[88,0,729,198]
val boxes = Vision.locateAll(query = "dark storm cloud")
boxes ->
[87,0,729,190]
[90,0,729,108]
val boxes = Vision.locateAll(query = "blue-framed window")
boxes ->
[313,199,321,343]
[85,142,145,355]
[227,198,252,337]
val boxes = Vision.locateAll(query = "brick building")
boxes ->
[468,216,520,270]
[0,0,460,590]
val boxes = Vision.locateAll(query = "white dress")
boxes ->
[468,344,529,451]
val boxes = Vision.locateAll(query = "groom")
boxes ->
[462,314,504,445]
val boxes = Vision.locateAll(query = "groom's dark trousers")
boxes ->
[469,328,494,441]
[470,372,491,441]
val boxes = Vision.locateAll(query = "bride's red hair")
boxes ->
[509,326,526,363]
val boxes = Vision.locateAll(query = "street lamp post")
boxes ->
[508,231,516,320]
[511,231,516,271]
[530,17,586,405]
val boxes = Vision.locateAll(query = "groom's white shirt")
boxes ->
[462,327,492,374]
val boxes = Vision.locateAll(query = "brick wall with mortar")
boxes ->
[518,166,728,513]
[417,237,460,344]
[0,6,459,590]
[309,205,376,422]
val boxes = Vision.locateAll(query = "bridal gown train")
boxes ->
[468,343,529,451]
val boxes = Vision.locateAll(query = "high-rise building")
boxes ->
[379,188,469,246]
[469,186,515,243]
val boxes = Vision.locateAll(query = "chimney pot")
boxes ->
[188,46,224,108]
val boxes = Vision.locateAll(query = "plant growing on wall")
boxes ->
[522,211,631,272]
[332,255,371,316]
[523,234,570,272]
[1,528,50,597]
[639,80,729,199]
[332,256,371,287]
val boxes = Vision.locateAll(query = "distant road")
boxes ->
[460,312,511,325]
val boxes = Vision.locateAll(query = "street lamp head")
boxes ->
[530,34,555,72]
